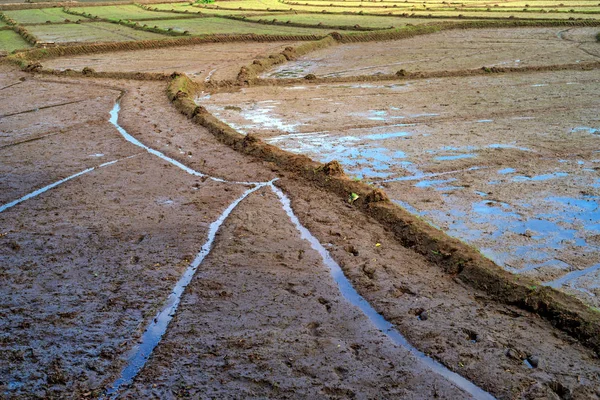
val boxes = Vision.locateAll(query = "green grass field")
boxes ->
[201,0,600,18]
[70,5,185,20]
[0,30,31,51]
[151,3,277,16]
[27,22,169,43]
[244,13,452,28]
[149,17,335,35]
[2,8,90,24]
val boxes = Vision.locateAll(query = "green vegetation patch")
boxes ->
[205,0,291,10]
[0,30,31,52]
[149,17,334,35]
[245,13,450,28]
[72,5,184,20]
[151,3,273,16]
[27,22,169,43]
[3,8,88,24]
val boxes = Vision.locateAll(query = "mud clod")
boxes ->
[7,240,20,251]
[82,67,95,76]
[345,245,359,256]
[365,188,388,204]
[319,160,344,176]
[549,380,572,400]
[46,358,67,385]
[505,347,527,361]
[527,354,540,368]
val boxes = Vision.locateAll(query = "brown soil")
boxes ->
[42,41,305,82]
[2,31,600,400]
[263,27,600,78]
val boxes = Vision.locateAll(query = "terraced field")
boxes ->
[148,16,336,35]
[2,8,88,24]
[2,1,600,399]
[0,29,30,52]
[66,4,184,20]
[27,22,169,43]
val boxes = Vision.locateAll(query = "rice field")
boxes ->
[68,5,185,20]
[2,8,88,24]
[245,13,458,28]
[26,22,169,43]
[148,17,335,35]
[0,29,30,51]
[201,0,600,19]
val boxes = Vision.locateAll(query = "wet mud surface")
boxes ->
[121,188,469,399]
[2,53,600,399]
[42,41,304,82]
[265,27,600,78]
[203,69,600,307]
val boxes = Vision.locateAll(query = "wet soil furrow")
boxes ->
[0,155,139,214]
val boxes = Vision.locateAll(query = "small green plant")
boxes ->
[196,0,215,3]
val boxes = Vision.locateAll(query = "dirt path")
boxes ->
[2,65,600,400]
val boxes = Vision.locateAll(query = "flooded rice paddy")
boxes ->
[202,69,600,307]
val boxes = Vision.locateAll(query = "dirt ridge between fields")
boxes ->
[2,33,325,65]
[165,72,600,356]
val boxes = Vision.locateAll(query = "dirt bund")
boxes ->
[166,72,600,356]
[253,60,600,86]
[3,34,325,68]
[236,36,337,83]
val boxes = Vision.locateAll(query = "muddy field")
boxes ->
[203,67,600,308]
[2,64,600,399]
[42,41,305,82]
[264,27,600,78]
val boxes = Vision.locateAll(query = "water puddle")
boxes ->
[511,172,568,182]
[265,61,314,79]
[544,263,600,289]
[103,182,269,398]
[239,106,300,133]
[435,154,476,161]
[266,132,407,179]
[497,168,516,175]
[270,183,493,400]
[571,126,599,135]
[415,178,457,188]
[204,69,216,82]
